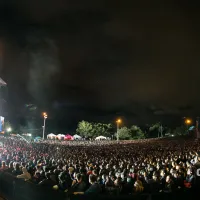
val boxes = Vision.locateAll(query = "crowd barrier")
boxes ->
[0,171,199,200]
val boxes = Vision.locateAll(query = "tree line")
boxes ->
[3,120,190,139]
[76,121,190,140]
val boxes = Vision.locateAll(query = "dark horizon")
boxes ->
[1,1,200,132]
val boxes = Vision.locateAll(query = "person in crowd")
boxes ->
[73,174,102,196]
[17,167,31,181]
[0,161,8,171]
[70,173,87,193]
[161,175,175,193]
[184,168,195,189]
[5,162,14,173]
[38,172,57,188]
[12,162,22,176]
[0,135,200,197]
[134,177,144,193]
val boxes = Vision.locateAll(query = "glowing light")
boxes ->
[7,127,12,132]
[116,119,121,123]
[185,119,191,124]
[43,112,48,118]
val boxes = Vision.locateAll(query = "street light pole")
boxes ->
[160,124,163,138]
[116,119,121,142]
[42,112,47,140]
[196,117,200,139]
[117,122,119,142]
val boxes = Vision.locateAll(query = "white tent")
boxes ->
[95,136,107,140]
[73,134,82,140]
[57,134,65,140]
[47,133,56,139]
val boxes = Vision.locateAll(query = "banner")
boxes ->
[0,116,4,132]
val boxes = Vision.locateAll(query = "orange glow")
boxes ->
[43,112,48,118]
[116,119,121,123]
[185,119,191,124]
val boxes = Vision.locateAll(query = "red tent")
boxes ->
[64,134,73,140]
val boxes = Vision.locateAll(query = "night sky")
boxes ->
[0,1,200,131]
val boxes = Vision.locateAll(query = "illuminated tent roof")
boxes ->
[189,126,195,131]
[95,136,107,140]
[64,134,73,140]
[73,134,82,139]
[0,78,6,86]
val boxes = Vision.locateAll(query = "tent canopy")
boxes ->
[57,134,65,137]
[56,134,65,140]
[34,136,42,142]
[189,126,195,131]
[65,134,72,137]
[95,136,107,140]
[47,133,56,136]
[73,134,82,139]
[65,134,73,140]
[47,133,57,139]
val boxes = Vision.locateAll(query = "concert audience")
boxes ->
[0,136,200,197]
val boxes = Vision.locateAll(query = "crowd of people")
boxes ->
[0,136,200,198]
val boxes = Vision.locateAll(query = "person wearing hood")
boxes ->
[17,167,31,181]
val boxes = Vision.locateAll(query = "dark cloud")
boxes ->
[1,0,200,129]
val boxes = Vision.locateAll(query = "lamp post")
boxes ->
[116,119,121,142]
[42,112,47,140]
[160,123,163,138]
[196,117,200,139]
[185,119,191,129]
[184,118,191,134]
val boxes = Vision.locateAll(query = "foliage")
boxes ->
[116,126,145,140]
[117,127,131,140]
[130,125,145,139]
[76,120,112,138]
[173,126,187,136]
[76,120,148,140]
[76,120,94,137]
[149,122,160,131]
[149,122,164,138]
[92,123,112,137]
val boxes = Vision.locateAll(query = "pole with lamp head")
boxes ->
[42,112,47,140]
[185,119,191,129]
[116,119,121,142]
[196,117,200,139]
